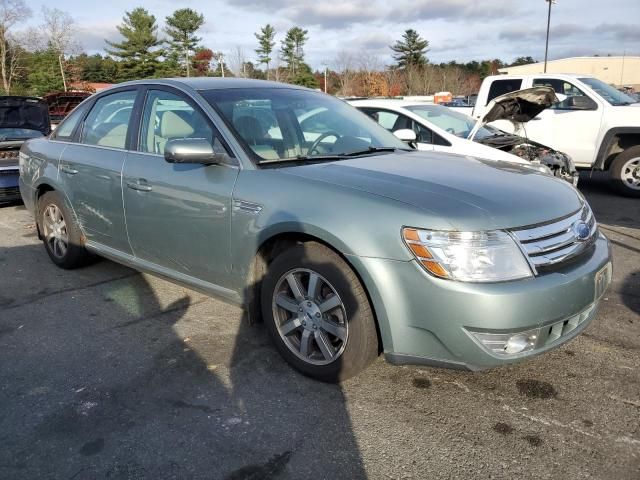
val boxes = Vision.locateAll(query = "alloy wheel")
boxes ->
[272,268,348,366]
[621,157,640,190]
[42,204,69,259]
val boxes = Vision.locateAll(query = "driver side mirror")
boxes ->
[393,129,417,144]
[566,95,597,110]
[164,138,226,165]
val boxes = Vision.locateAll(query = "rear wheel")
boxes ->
[261,242,378,382]
[38,191,92,269]
[610,146,640,197]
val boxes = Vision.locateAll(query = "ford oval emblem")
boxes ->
[573,221,591,241]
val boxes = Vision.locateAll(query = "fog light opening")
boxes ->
[504,333,537,354]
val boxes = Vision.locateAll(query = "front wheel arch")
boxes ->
[247,232,383,355]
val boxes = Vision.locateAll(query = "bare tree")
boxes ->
[0,0,31,93]
[41,7,76,91]
[332,50,358,96]
[227,46,247,78]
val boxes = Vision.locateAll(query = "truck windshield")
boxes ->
[579,78,638,106]
[201,87,409,164]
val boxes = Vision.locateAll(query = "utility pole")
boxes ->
[543,0,556,73]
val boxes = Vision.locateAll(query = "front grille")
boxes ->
[539,302,596,347]
[0,150,18,159]
[510,204,597,271]
[0,168,18,176]
[0,186,20,198]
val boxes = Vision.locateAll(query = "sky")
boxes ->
[24,0,640,70]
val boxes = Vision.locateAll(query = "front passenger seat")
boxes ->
[156,111,195,154]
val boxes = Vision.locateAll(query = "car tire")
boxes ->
[261,242,379,382]
[38,191,92,269]
[610,146,640,198]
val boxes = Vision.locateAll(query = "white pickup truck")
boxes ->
[453,73,640,197]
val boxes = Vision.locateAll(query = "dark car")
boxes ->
[0,96,51,204]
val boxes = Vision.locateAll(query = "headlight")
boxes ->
[402,228,533,282]
[528,163,553,175]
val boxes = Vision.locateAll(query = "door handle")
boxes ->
[60,165,78,175]
[126,179,153,192]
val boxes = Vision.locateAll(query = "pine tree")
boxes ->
[254,24,275,80]
[165,8,204,77]
[281,27,308,76]
[105,8,164,80]
[390,29,429,68]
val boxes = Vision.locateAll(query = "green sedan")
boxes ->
[18,79,612,382]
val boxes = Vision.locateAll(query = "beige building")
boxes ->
[498,56,640,89]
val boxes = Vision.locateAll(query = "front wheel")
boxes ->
[261,242,379,382]
[610,146,640,197]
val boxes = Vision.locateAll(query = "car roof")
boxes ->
[116,77,310,92]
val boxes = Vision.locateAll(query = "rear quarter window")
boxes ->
[52,103,90,141]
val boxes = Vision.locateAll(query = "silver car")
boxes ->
[19,79,612,382]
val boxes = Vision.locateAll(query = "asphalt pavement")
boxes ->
[0,171,638,479]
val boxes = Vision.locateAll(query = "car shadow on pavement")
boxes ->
[0,242,367,479]
[622,271,640,316]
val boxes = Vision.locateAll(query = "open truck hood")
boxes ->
[0,96,51,137]
[481,87,558,124]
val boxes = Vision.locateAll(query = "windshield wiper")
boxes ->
[257,147,408,165]
[340,146,402,157]
[257,154,344,164]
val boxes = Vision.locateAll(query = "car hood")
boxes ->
[482,87,558,124]
[0,97,51,136]
[281,151,582,231]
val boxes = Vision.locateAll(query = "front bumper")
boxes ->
[0,168,20,203]
[348,231,612,371]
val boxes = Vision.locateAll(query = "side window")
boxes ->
[140,90,224,156]
[52,103,89,141]
[533,78,593,110]
[413,123,433,144]
[81,91,136,149]
[361,109,408,132]
[487,79,523,104]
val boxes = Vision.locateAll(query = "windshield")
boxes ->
[0,127,45,140]
[579,77,638,106]
[201,88,408,163]
[405,104,495,140]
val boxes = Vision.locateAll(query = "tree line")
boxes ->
[1,0,536,97]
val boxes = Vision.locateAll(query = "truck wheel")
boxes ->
[38,191,92,269]
[261,242,379,382]
[610,146,640,198]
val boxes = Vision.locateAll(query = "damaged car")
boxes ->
[467,87,577,185]
[0,96,51,204]
[351,88,577,185]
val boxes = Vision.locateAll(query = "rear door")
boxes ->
[58,88,138,253]
[122,86,239,286]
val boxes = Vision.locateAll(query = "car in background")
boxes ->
[20,78,610,382]
[44,91,92,128]
[1,96,51,204]
[351,98,578,185]
[451,74,640,197]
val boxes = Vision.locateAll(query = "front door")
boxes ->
[122,87,239,286]
[59,89,138,253]
[525,78,603,167]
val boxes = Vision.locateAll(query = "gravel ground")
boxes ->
[0,171,638,480]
